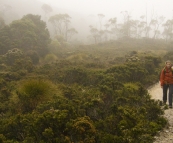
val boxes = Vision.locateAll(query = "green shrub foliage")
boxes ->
[16,79,56,113]
[0,15,167,142]
[0,60,167,142]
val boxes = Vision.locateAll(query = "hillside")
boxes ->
[0,13,173,142]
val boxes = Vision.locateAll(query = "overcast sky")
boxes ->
[38,0,173,20]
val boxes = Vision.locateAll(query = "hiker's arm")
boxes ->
[160,69,164,87]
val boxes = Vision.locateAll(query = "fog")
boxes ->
[1,0,173,43]
[38,0,173,19]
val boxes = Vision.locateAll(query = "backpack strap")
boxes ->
[163,66,173,75]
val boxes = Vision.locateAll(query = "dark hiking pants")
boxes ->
[163,84,173,107]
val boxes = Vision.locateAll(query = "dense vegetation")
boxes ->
[0,13,172,143]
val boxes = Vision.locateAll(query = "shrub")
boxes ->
[26,50,39,64]
[16,79,56,113]
[4,48,24,66]
[44,54,57,63]
[163,51,173,62]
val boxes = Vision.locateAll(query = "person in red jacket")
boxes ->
[160,60,173,108]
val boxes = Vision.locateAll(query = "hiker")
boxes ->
[160,60,173,108]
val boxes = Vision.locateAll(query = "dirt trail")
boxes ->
[148,82,173,143]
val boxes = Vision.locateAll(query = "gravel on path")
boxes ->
[148,82,173,143]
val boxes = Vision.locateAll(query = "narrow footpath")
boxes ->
[148,82,173,143]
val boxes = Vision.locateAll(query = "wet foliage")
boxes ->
[0,14,169,143]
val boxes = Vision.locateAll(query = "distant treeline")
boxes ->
[1,1,173,44]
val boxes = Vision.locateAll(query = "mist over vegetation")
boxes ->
[0,0,173,142]
[1,0,173,44]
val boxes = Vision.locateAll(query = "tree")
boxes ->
[162,19,173,41]
[89,25,99,44]
[98,14,105,31]
[103,24,110,41]
[63,14,71,41]
[109,18,117,28]
[49,14,72,41]
[144,24,151,38]
[0,4,12,19]
[108,17,117,39]
[120,11,133,37]
[22,14,50,55]
[130,20,140,38]
[0,25,12,55]
[0,12,5,29]
[9,18,37,50]
[150,16,165,39]
[138,15,147,38]
[0,14,50,56]
[41,4,53,21]
[67,28,78,41]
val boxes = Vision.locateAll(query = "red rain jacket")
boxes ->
[160,67,173,86]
